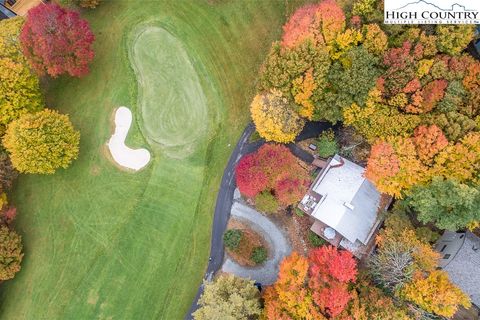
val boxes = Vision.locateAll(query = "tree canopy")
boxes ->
[0,17,43,131]
[20,3,95,77]
[235,144,309,206]
[406,177,480,230]
[3,109,80,174]
[193,274,261,320]
[0,225,23,281]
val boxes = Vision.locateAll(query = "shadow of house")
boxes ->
[298,154,391,259]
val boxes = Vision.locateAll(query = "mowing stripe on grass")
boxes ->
[130,25,209,159]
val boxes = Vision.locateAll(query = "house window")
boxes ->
[440,245,447,252]
[443,254,451,259]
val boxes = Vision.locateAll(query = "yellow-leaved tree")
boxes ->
[0,17,43,131]
[401,270,471,318]
[3,109,80,174]
[291,68,317,120]
[250,89,304,143]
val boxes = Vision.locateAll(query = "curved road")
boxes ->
[222,201,292,284]
[185,121,333,319]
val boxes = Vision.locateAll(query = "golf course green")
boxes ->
[0,1,304,319]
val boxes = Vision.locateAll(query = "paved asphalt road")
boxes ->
[185,121,333,319]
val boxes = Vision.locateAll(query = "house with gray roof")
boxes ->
[435,231,480,308]
[298,154,391,258]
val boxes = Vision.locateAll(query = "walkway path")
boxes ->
[222,201,292,284]
[185,121,333,319]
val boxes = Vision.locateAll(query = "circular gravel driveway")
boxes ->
[221,200,292,284]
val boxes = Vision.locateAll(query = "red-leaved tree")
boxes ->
[264,247,357,319]
[309,246,357,317]
[235,144,309,203]
[275,176,309,206]
[235,153,268,198]
[20,3,95,77]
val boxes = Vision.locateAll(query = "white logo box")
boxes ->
[384,0,480,24]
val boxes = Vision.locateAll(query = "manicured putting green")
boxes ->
[130,26,208,158]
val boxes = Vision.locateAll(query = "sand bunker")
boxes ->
[129,26,209,158]
[107,107,151,171]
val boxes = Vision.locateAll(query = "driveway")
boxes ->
[185,121,333,319]
[222,201,292,284]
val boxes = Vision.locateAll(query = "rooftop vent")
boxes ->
[344,202,355,210]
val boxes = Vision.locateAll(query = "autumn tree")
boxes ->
[322,46,381,119]
[365,136,427,197]
[407,177,480,230]
[3,109,80,174]
[275,176,309,206]
[362,23,387,56]
[0,17,43,130]
[308,246,357,317]
[20,3,95,77]
[292,68,317,119]
[281,3,321,48]
[264,252,324,320]
[193,274,261,320]
[265,247,358,319]
[281,0,345,48]
[235,153,268,198]
[348,279,412,320]
[254,191,279,214]
[432,131,480,182]
[0,225,23,281]
[436,25,475,56]
[412,125,448,164]
[0,152,18,192]
[369,210,440,294]
[401,270,471,318]
[236,144,309,204]
[259,41,330,109]
[343,89,421,142]
[429,111,477,142]
[250,90,304,143]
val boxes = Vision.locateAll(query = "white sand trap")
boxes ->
[107,107,151,171]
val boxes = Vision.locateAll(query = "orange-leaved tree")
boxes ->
[264,247,357,319]
[281,0,345,48]
[412,125,448,164]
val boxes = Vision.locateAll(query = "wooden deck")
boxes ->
[311,220,342,247]
[7,0,43,16]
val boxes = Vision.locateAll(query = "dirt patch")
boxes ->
[226,219,269,267]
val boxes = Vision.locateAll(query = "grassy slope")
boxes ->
[0,1,306,319]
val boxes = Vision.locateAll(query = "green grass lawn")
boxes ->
[0,1,306,319]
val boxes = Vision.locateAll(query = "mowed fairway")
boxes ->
[0,1,304,319]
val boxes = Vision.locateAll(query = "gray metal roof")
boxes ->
[439,232,480,307]
[308,155,381,244]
